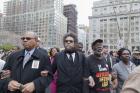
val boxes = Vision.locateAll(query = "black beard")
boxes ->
[94,51,102,57]
[94,53,102,57]
[65,48,76,54]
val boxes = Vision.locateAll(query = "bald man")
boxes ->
[2,31,52,93]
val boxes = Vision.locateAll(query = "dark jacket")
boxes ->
[52,51,86,93]
[103,54,113,72]
[2,48,52,93]
[131,57,140,66]
[0,79,6,93]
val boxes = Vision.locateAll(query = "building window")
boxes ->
[131,27,134,31]
[104,39,107,43]
[131,39,135,42]
[131,33,134,37]
[104,34,107,38]
[104,8,107,10]
[136,27,139,31]
[131,17,134,20]
[104,29,107,32]
[110,18,117,21]
[124,17,128,19]
[124,28,128,31]
[94,9,98,12]
[100,34,103,37]
[135,21,139,25]
[110,46,113,49]
[113,7,116,9]
[135,4,138,6]
[110,40,113,43]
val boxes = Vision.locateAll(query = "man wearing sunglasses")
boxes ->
[50,33,86,93]
[2,31,52,93]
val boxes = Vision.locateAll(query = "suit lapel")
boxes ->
[23,48,40,68]
[60,52,73,77]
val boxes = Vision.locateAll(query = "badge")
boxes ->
[32,60,40,69]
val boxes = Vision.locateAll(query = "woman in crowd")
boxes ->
[112,48,136,93]
[49,47,60,93]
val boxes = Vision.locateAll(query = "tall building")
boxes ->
[3,0,67,48]
[64,4,77,35]
[0,13,2,32]
[0,31,21,46]
[0,13,20,46]
[89,0,140,51]
[78,25,87,53]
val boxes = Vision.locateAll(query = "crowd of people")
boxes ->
[0,31,140,93]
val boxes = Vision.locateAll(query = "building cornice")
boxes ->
[93,1,140,9]
[89,11,140,19]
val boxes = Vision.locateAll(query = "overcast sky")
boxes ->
[0,0,100,26]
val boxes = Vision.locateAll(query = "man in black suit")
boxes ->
[2,31,52,93]
[51,33,86,93]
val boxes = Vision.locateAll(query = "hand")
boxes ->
[8,80,20,91]
[1,70,11,79]
[41,70,49,77]
[88,76,95,87]
[22,82,35,93]
[112,79,118,89]
[111,72,117,80]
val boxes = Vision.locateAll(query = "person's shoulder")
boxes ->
[87,54,94,59]
[55,51,64,57]
[0,59,5,64]
[112,62,119,69]
[86,54,96,64]
[37,48,48,53]
[9,49,24,56]
[34,48,49,58]
[76,51,86,57]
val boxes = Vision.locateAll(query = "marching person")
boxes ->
[2,31,52,93]
[86,39,111,93]
[52,33,86,93]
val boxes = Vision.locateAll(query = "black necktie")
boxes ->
[69,54,73,63]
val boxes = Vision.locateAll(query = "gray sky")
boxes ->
[0,0,100,26]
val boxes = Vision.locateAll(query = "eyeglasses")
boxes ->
[64,40,74,43]
[21,37,35,40]
[122,53,130,55]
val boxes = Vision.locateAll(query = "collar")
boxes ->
[120,61,133,66]
[17,48,39,60]
[66,53,75,61]
[24,48,35,56]
[66,53,75,56]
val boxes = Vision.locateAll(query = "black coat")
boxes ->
[2,48,52,93]
[132,57,140,66]
[52,51,86,93]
